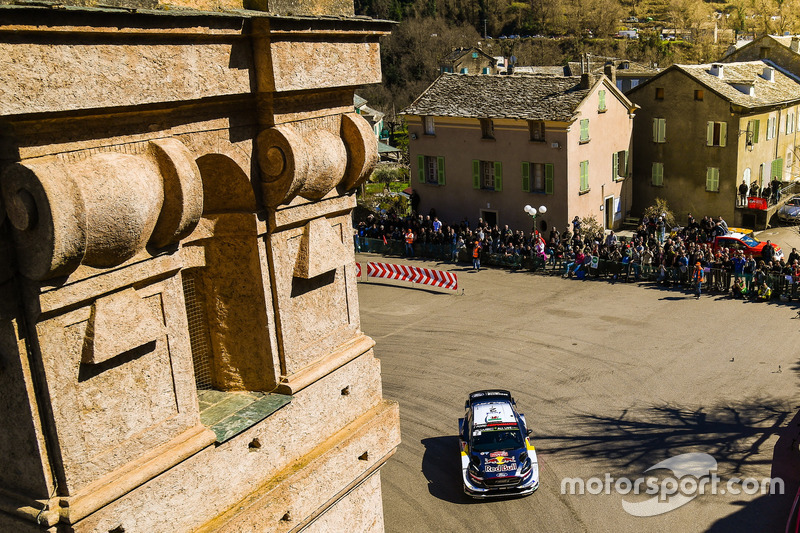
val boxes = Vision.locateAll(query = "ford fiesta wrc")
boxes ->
[459,390,539,498]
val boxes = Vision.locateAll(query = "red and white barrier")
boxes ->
[355,262,362,278]
[365,261,458,291]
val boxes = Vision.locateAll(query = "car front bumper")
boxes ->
[462,469,539,499]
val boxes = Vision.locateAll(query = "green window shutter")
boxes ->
[720,122,727,147]
[706,167,719,191]
[580,119,589,142]
[599,90,606,111]
[418,155,425,183]
[472,160,480,189]
[653,118,658,142]
[753,120,760,143]
[706,121,713,146]
[437,156,446,185]
[612,152,619,179]
[494,161,503,191]
[545,164,554,194]
[580,160,589,191]
[623,150,629,176]
[659,118,666,142]
[521,162,530,192]
[652,163,663,186]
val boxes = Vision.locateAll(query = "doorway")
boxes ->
[481,210,498,228]
[604,196,614,229]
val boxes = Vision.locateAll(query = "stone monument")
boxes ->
[0,0,399,530]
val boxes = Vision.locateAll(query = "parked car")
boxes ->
[712,232,784,261]
[459,390,539,498]
[777,195,800,223]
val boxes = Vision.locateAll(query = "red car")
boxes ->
[712,232,784,261]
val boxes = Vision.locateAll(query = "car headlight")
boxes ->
[468,461,483,481]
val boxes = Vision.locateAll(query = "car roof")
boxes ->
[472,400,517,426]
[720,232,749,240]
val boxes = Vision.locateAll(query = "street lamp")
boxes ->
[523,204,547,233]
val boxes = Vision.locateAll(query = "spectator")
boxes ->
[738,180,749,207]
[758,281,772,301]
[761,240,776,264]
[472,241,482,271]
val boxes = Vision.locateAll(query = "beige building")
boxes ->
[627,61,800,228]
[0,0,399,531]
[439,47,497,75]
[403,73,637,233]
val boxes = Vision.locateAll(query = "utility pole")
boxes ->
[484,19,487,39]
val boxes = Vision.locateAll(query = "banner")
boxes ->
[367,262,458,290]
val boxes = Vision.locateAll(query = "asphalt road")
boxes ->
[357,227,800,533]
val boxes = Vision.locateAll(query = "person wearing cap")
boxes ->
[472,240,482,271]
[692,261,705,298]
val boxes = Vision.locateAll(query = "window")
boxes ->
[598,90,607,112]
[460,67,469,74]
[528,120,545,142]
[472,160,502,191]
[630,79,639,88]
[480,118,494,139]
[747,119,760,144]
[579,119,589,143]
[767,116,776,140]
[706,121,727,147]
[653,118,666,143]
[771,158,784,179]
[706,167,720,192]
[652,162,664,186]
[424,116,435,135]
[472,52,479,58]
[787,113,794,134]
[694,90,704,101]
[522,162,553,194]
[612,150,629,180]
[579,160,589,192]
[417,155,446,185]
[655,87,664,100]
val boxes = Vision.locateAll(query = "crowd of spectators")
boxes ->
[354,209,800,301]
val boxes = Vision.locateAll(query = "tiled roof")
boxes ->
[354,94,367,108]
[675,61,800,108]
[567,57,659,76]
[440,47,494,64]
[513,66,568,75]
[401,73,592,121]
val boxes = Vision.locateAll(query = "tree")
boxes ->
[643,198,676,229]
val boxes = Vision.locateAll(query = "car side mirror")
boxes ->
[526,429,532,436]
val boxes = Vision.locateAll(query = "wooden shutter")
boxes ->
[720,122,727,147]
[545,164,554,194]
[706,167,719,191]
[494,161,503,191]
[753,120,760,143]
[706,121,714,146]
[472,160,480,189]
[623,150,629,176]
[653,118,658,142]
[612,152,619,179]
[521,162,530,192]
[418,155,425,183]
[599,90,606,111]
[658,118,666,142]
[437,157,446,185]
[652,163,663,186]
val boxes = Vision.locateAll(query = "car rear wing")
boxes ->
[466,390,513,408]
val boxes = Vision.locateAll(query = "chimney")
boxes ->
[710,63,724,77]
[792,36,800,53]
[580,73,596,89]
[604,63,616,85]
[762,66,775,81]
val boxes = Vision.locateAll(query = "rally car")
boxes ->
[711,232,783,261]
[459,390,539,498]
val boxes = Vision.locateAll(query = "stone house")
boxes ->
[439,47,497,75]
[722,34,800,77]
[567,55,661,93]
[402,73,637,233]
[0,1,399,531]
[627,61,800,228]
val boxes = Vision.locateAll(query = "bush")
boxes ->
[642,198,676,228]
[580,214,605,243]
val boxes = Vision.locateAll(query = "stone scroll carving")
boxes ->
[0,138,203,280]
[257,112,378,207]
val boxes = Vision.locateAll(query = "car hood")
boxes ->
[474,449,527,477]
[781,205,800,216]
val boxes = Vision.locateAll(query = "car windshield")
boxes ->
[789,198,800,207]
[471,427,525,453]
[740,234,759,247]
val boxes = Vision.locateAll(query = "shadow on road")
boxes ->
[536,398,800,532]
[420,436,475,505]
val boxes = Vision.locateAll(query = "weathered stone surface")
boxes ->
[82,287,165,365]
[293,216,348,279]
[303,473,385,533]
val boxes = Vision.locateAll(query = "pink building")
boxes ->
[403,73,638,233]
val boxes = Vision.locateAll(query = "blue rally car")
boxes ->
[459,390,539,498]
